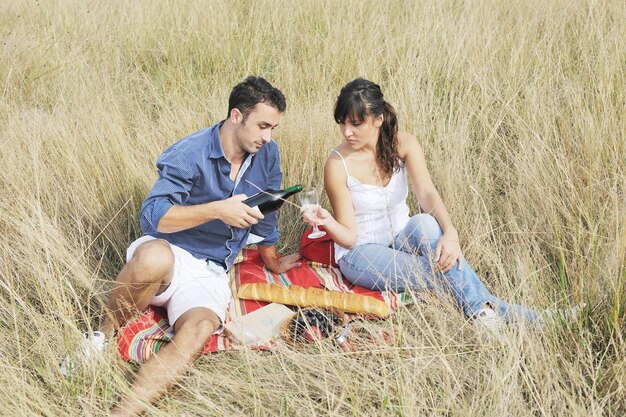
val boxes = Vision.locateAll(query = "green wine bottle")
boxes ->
[243,185,303,214]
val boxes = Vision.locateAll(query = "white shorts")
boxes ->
[126,236,232,328]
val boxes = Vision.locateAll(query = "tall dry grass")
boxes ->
[0,0,624,415]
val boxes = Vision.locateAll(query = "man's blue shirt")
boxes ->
[140,122,281,270]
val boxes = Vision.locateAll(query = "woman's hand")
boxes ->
[434,230,464,273]
[301,206,331,227]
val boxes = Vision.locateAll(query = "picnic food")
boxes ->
[237,283,390,318]
[284,308,343,343]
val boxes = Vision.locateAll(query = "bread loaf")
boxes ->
[238,283,390,318]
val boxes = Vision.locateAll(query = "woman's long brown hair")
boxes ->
[333,78,400,179]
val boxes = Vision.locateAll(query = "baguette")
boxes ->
[238,283,390,318]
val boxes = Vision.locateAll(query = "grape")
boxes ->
[286,308,342,343]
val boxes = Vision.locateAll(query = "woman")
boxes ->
[303,78,575,330]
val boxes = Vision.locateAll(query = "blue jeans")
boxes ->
[338,214,540,323]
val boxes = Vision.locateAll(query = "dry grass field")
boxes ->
[0,0,624,415]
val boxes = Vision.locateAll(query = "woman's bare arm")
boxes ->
[400,133,463,272]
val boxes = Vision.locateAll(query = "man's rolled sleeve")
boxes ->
[140,150,196,234]
[140,199,174,235]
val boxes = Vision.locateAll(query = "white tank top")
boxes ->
[331,150,411,261]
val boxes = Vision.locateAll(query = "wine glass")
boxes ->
[299,188,327,239]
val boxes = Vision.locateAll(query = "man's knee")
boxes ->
[173,309,221,352]
[128,240,174,284]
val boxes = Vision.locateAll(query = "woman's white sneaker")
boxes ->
[474,308,504,334]
[540,303,586,324]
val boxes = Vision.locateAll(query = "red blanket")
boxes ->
[117,248,411,363]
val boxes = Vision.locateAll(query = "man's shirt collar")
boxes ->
[209,121,255,164]
[209,121,226,160]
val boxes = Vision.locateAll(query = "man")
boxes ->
[63,76,301,416]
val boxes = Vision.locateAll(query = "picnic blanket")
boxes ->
[117,246,411,363]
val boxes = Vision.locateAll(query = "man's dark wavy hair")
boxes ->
[227,76,286,121]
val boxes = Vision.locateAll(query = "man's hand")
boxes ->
[217,194,264,228]
[434,230,463,273]
[257,245,302,274]
[266,253,302,274]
